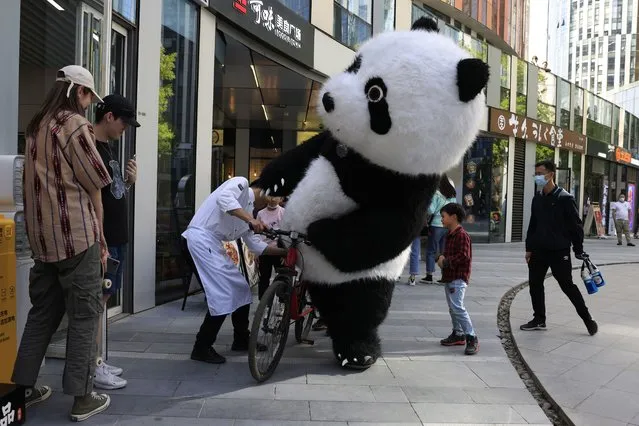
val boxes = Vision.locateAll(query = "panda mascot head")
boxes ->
[318,17,489,176]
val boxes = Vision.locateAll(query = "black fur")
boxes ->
[411,17,439,32]
[457,58,490,102]
[308,278,395,369]
[365,78,391,135]
[346,55,362,74]
[322,92,335,113]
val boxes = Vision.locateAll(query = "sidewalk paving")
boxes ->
[512,263,639,426]
[28,238,637,425]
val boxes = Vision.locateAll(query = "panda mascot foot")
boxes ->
[333,335,381,370]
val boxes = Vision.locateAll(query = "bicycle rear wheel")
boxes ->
[294,283,316,343]
[249,279,291,382]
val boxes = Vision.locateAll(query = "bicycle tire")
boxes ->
[294,283,315,343]
[248,279,291,383]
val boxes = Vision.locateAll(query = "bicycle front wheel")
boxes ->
[248,279,291,382]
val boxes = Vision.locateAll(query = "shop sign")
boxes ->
[488,107,586,154]
[212,0,315,67]
[615,147,632,164]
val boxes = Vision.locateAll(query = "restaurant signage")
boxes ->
[488,107,586,154]
[212,0,315,68]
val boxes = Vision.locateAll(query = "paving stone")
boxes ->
[370,385,409,402]
[412,402,527,423]
[107,341,152,352]
[533,375,599,409]
[386,360,487,387]
[559,360,624,386]
[511,404,552,424]
[200,399,311,421]
[146,342,194,354]
[588,347,639,367]
[401,386,472,403]
[274,383,375,402]
[117,416,233,426]
[464,387,537,404]
[105,395,205,417]
[174,381,276,399]
[549,341,606,360]
[309,401,420,422]
[576,385,639,422]
[465,362,527,388]
[604,369,639,395]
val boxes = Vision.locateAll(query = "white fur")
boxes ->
[318,29,486,176]
[282,157,410,284]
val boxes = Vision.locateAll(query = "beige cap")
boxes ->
[56,65,103,103]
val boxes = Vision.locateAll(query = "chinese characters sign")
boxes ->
[615,147,632,164]
[489,108,586,154]
[212,0,314,67]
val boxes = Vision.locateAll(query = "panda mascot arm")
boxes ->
[256,132,328,197]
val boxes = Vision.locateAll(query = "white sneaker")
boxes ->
[103,362,123,376]
[94,364,127,390]
[408,275,416,286]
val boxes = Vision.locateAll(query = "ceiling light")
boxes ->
[261,104,269,121]
[250,65,259,88]
[47,0,65,11]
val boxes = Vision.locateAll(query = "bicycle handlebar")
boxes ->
[248,223,310,244]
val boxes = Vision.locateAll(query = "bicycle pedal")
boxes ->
[301,338,315,345]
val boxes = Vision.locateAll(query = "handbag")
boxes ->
[420,214,434,237]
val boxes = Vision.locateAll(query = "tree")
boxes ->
[158,46,177,157]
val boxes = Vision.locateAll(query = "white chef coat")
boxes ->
[182,177,268,316]
[612,201,631,221]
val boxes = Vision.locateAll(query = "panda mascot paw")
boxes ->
[256,16,489,370]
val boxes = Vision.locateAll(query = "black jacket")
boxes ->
[525,186,584,255]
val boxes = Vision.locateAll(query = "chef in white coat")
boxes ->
[182,177,287,364]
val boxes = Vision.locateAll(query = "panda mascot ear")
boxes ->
[411,17,439,32]
[457,58,490,102]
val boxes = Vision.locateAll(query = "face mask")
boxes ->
[619,198,625,203]
[534,175,548,186]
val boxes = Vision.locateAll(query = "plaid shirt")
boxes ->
[441,225,472,284]
[24,112,112,262]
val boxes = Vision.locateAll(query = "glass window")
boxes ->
[574,86,584,133]
[383,0,396,31]
[462,136,493,243]
[558,78,571,128]
[490,138,509,243]
[499,53,511,109]
[113,0,136,23]
[277,0,311,20]
[536,144,555,163]
[334,0,373,49]
[156,0,199,304]
[572,152,582,198]
[537,69,556,124]
[586,93,612,144]
[516,59,528,115]
[612,105,620,146]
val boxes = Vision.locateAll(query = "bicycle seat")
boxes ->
[275,268,298,277]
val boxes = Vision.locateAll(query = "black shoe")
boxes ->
[312,318,327,331]
[465,334,479,355]
[628,243,636,247]
[420,274,433,283]
[25,385,52,408]
[585,319,598,336]
[231,339,267,352]
[440,331,466,346]
[520,320,546,331]
[191,347,226,364]
[618,242,623,245]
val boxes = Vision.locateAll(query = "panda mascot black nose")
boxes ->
[322,92,335,113]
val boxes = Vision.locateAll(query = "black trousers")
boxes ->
[194,304,250,351]
[528,249,591,323]
[258,255,280,299]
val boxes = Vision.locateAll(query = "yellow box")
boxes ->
[0,214,17,383]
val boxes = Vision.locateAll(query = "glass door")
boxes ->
[106,22,129,317]
[556,168,571,193]
[77,3,104,120]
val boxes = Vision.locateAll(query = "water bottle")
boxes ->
[590,261,606,288]
[581,264,598,295]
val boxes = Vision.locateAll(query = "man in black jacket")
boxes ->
[520,160,598,336]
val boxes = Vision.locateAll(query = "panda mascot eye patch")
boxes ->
[364,78,391,135]
[254,16,489,371]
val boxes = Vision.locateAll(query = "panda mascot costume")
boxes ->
[257,17,489,370]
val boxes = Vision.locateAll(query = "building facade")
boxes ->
[0,0,638,321]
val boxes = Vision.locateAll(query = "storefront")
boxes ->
[487,107,587,242]
[154,0,331,304]
[584,142,639,236]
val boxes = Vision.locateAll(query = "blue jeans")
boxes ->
[426,226,448,274]
[409,237,421,275]
[105,244,127,295]
[445,279,475,336]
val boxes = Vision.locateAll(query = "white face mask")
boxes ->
[619,198,625,203]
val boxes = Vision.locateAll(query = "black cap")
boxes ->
[97,94,141,127]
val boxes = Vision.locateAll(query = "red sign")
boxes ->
[488,107,586,153]
[233,0,247,14]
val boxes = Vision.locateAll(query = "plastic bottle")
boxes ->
[581,264,598,295]
[590,262,606,288]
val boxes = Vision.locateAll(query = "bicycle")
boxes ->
[247,227,316,383]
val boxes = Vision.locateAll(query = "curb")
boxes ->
[497,261,639,426]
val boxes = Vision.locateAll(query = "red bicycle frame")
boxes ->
[285,247,314,321]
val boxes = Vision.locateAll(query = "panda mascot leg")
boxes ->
[309,278,394,369]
